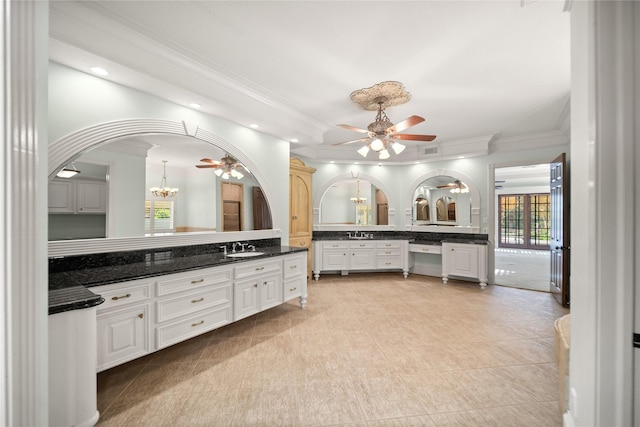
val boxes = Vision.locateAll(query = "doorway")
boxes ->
[494,164,550,292]
[221,181,244,231]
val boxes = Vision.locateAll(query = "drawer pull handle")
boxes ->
[138,313,144,319]
[253,283,258,287]
[289,287,297,292]
[385,262,392,265]
[255,267,264,271]
[385,251,391,254]
[300,242,305,246]
[290,265,297,269]
[332,245,338,248]
[191,279,204,284]
[263,281,268,285]
[111,293,131,301]
[359,244,365,247]
[191,298,204,303]
[191,320,204,327]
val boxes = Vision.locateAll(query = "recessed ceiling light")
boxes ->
[458,156,465,159]
[90,67,109,76]
[329,160,335,164]
[290,138,298,143]
[354,162,359,165]
[189,103,201,109]
[249,124,259,129]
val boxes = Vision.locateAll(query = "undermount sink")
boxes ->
[226,252,265,258]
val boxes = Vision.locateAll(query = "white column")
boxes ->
[0,1,49,425]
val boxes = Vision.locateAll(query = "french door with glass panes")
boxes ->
[498,194,550,250]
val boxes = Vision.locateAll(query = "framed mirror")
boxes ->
[48,134,272,241]
[317,179,388,226]
[410,174,474,229]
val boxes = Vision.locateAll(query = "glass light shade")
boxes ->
[391,141,406,154]
[214,169,223,176]
[357,145,370,157]
[378,149,390,160]
[370,137,384,151]
[56,168,81,178]
[221,172,230,179]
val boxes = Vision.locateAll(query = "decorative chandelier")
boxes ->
[350,180,367,204]
[149,160,179,197]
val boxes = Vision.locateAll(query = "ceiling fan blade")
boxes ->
[391,133,437,142]
[437,184,455,188]
[195,164,222,169]
[331,137,370,146]
[338,124,371,135]
[386,115,425,133]
[199,158,221,164]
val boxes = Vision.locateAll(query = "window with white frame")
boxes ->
[145,199,175,233]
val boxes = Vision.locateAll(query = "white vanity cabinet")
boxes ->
[441,242,488,288]
[233,258,282,321]
[91,252,307,372]
[313,240,410,280]
[94,279,153,372]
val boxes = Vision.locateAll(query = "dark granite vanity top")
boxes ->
[48,239,306,315]
[313,230,489,246]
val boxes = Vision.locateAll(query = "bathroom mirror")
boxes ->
[412,175,471,227]
[318,179,389,226]
[48,134,273,241]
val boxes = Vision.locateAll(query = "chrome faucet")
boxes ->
[232,242,242,253]
[219,245,228,255]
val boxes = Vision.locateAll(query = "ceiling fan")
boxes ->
[196,154,247,179]
[437,179,469,194]
[333,96,437,159]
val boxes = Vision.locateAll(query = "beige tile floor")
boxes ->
[96,273,569,427]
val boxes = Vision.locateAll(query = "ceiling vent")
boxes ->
[421,146,439,156]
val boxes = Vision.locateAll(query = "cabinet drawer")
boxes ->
[156,267,232,297]
[283,255,304,280]
[156,284,232,323]
[376,256,402,269]
[376,241,401,249]
[408,244,442,254]
[234,259,281,280]
[283,277,304,301]
[95,282,152,313]
[156,305,232,350]
[349,241,376,249]
[377,249,401,257]
[321,241,348,250]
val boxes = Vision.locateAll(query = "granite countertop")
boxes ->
[49,245,307,315]
[312,236,415,241]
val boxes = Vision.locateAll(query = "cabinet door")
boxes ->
[234,279,259,321]
[48,180,75,213]
[350,250,376,270]
[97,304,150,372]
[322,250,348,270]
[290,171,312,238]
[445,244,479,278]
[260,273,283,311]
[76,181,107,213]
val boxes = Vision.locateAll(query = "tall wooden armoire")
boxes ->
[289,157,316,279]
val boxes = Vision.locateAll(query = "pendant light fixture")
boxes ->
[149,160,179,197]
[56,162,81,178]
[350,180,367,204]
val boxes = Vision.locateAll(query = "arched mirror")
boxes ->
[48,134,272,241]
[318,179,389,226]
[412,175,471,227]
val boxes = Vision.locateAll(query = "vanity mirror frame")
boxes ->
[48,119,282,257]
[404,168,481,233]
[313,172,395,231]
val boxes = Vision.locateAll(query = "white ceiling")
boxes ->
[49,0,570,165]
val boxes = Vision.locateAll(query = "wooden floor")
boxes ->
[95,273,569,426]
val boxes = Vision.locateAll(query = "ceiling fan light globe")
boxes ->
[357,145,370,157]
[370,138,384,152]
[378,149,390,160]
[214,169,223,176]
[391,142,405,154]
[221,172,230,179]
